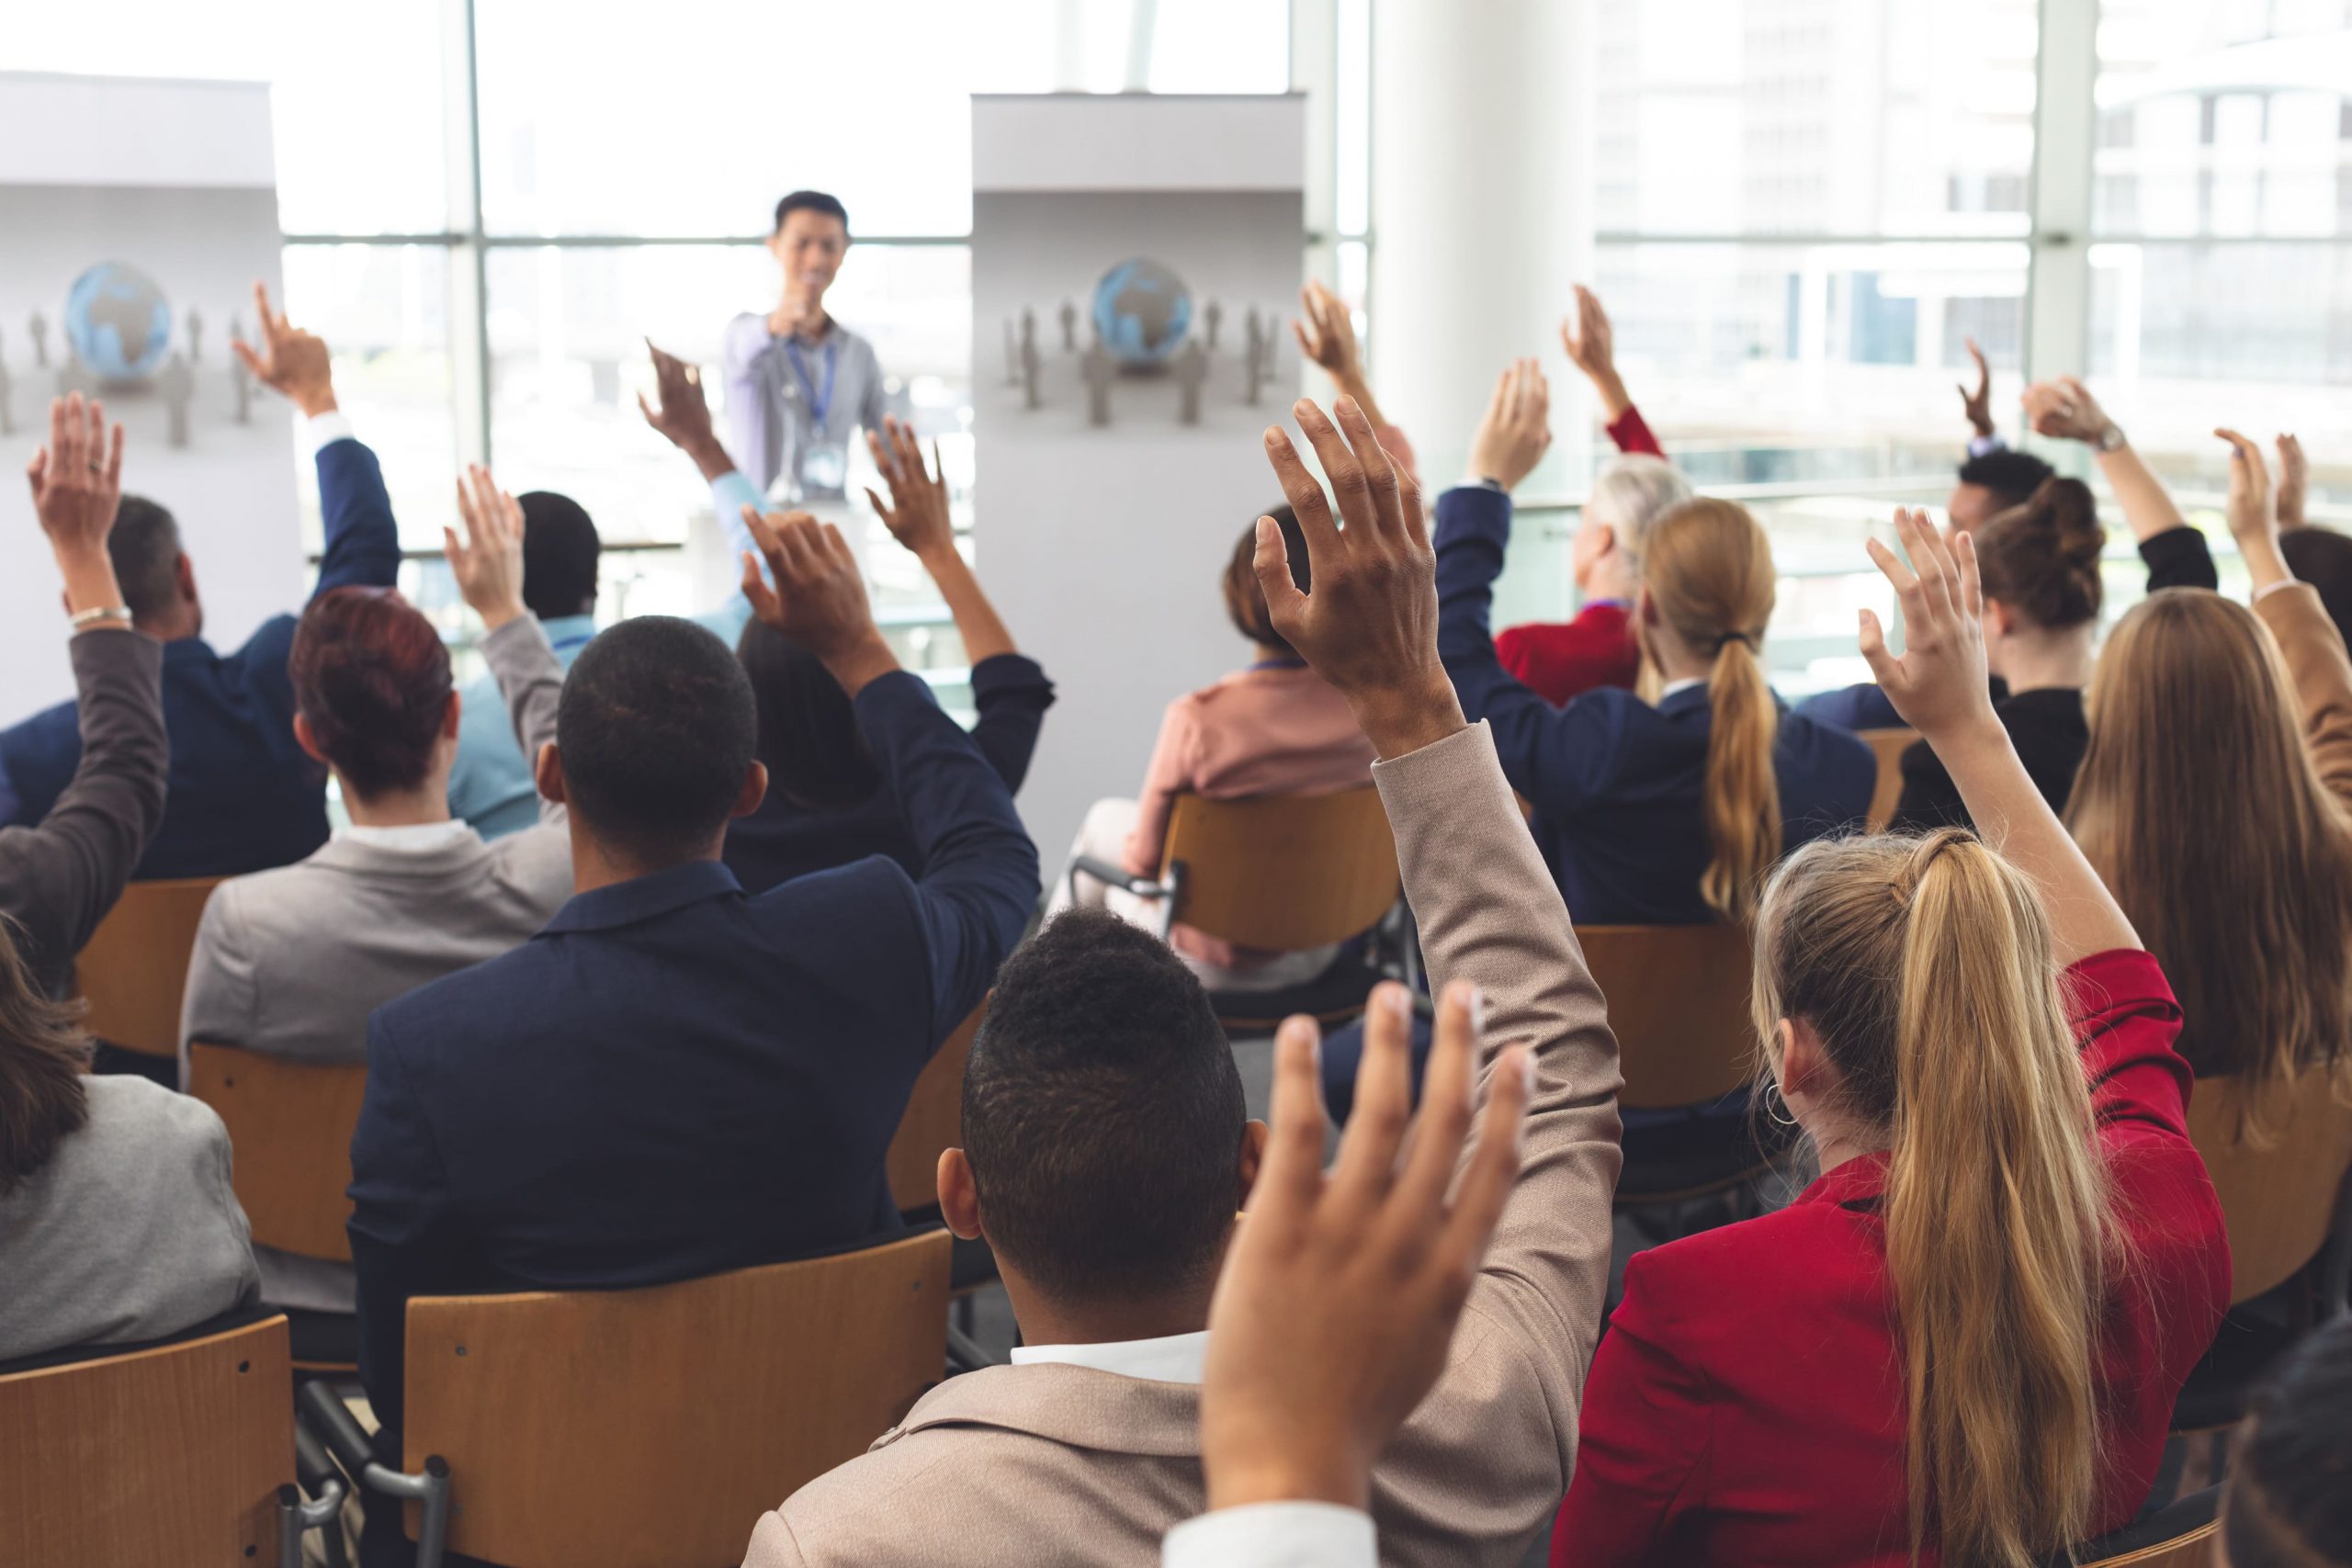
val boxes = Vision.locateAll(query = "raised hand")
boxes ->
[1256,397,1462,758]
[2217,428,2290,592]
[445,464,528,631]
[26,394,131,621]
[1559,285,1631,421]
[1957,336,1994,440]
[230,280,336,418]
[1859,508,1999,746]
[1467,358,1553,493]
[2020,376,2113,447]
[2276,433,2308,530]
[1292,279,1363,380]
[739,507,899,694]
[1200,982,1532,1514]
[863,416,954,559]
[637,339,723,464]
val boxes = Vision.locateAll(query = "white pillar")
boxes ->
[1368,0,1590,483]
[2025,0,2098,386]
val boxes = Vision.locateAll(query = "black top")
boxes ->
[721,652,1057,897]
[1888,525,2216,833]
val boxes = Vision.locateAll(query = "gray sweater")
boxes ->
[0,1075,259,1362]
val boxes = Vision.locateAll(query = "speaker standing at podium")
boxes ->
[722,189,891,504]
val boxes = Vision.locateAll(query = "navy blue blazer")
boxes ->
[345,669,1039,1439]
[0,437,401,879]
[722,652,1056,897]
[1436,485,1875,924]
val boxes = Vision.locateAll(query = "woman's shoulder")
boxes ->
[76,1075,231,1163]
[1615,1199,1883,1351]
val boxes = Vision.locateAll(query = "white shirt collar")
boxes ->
[1660,675,1705,699]
[1009,1329,1209,1384]
[334,820,481,852]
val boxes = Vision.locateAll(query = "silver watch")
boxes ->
[2094,422,2128,454]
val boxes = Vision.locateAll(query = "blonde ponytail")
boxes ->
[1642,500,1781,921]
[1755,832,2113,1567]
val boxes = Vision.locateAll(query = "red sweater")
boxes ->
[1551,948,2229,1567]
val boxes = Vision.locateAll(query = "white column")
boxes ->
[2024,0,2099,386]
[1368,0,1590,483]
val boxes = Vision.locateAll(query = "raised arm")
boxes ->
[235,281,401,594]
[2023,377,2187,543]
[1561,286,1662,458]
[2276,434,2309,531]
[641,338,770,578]
[1957,336,1996,448]
[865,417,1014,664]
[1860,507,2140,964]
[1294,281,1419,488]
[2220,428,2352,807]
[447,464,569,826]
[0,397,167,994]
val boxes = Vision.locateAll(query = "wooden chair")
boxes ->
[887,1004,984,1215]
[2055,1483,2220,1568]
[1858,728,1916,832]
[71,874,224,1062]
[0,1314,296,1565]
[187,1043,369,1268]
[1069,786,1404,1030]
[311,1229,952,1568]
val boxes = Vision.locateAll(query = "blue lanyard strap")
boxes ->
[783,337,840,426]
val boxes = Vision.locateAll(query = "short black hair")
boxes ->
[962,909,1246,1305]
[773,190,849,235]
[555,616,757,865]
[107,494,183,623]
[519,491,601,621]
[1955,447,2057,513]
[2225,1315,2352,1568]
[736,616,879,812]
[2282,527,2352,653]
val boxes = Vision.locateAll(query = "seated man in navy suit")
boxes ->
[0,282,401,881]
[346,511,1038,1567]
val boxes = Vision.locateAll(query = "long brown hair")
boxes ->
[2068,589,2352,1134]
[1755,832,2112,1567]
[1641,498,1780,920]
[0,916,93,1196]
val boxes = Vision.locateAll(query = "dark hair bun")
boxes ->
[1975,478,2105,630]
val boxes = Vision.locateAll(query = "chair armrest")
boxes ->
[1066,853,1167,899]
[277,1425,349,1568]
[295,1382,455,1568]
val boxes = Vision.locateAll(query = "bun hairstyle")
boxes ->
[1640,498,1780,921]
[288,587,456,803]
[1755,832,2114,1567]
[1224,506,1312,653]
[1973,477,2107,632]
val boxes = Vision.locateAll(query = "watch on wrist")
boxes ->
[2094,422,2127,454]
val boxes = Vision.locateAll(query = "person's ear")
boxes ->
[292,712,331,769]
[938,1147,982,1241]
[1589,522,1617,563]
[1776,1016,1832,1111]
[1984,597,2016,640]
[535,741,567,805]
[733,761,769,819]
[1236,1119,1271,1205]
[442,690,463,741]
[175,552,198,604]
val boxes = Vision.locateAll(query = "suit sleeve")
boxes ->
[1435,486,1622,811]
[966,654,1057,793]
[2138,525,2218,593]
[1123,698,1196,878]
[2256,582,2352,810]
[311,436,405,597]
[1375,721,1623,1535]
[852,671,1040,1044]
[0,628,168,995]
[1605,404,1665,459]
[480,615,569,826]
[1548,1255,1711,1567]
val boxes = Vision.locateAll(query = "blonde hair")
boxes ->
[1641,498,1780,920]
[2068,589,2352,1138]
[1755,832,2113,1568]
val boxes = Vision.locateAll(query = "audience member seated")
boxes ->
[179,468,571,1318]
[346,511,1035,1566]
[1292,278,1418,485]
[1,399,167,999]
[2065,431,2352,1129]
[1439,363,1873,924]
[2219,1314,2352,1568]
[723,417,1054,894]
[0,285,400,881]
[743,398,1623,1568]
[1552,509,2229,1568]
[1498,288,1695,706]
[1050,507,1377,991]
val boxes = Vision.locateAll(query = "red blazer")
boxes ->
[1553,948,2229,1568]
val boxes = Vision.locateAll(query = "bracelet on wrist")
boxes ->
[68,604,136,629]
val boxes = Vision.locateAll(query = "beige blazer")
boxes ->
[742,719,1625,1567]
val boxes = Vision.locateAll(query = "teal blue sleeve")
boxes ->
[711,469,767,566]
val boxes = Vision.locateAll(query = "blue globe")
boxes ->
[65,263,172,382]
[1091,257,1193,367]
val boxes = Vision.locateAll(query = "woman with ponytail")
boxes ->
[1552,510,2229,1568]
[1436,364,1874,924]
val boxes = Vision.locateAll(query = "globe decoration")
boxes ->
[64,263,173,382]
[1091,257,1193,367]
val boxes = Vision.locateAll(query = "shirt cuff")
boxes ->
[2255,577,2303,603]
[1966,434,2005,458]
[1162,1503,1375,1568]
[711,468,769,563]
[304,410,358,457]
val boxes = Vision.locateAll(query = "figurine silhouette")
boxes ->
[1204,299,1223,353]
[159,354,195,448]
[1058,299,1078,354]
[28,310,51,369]
[187,305,205,364]
[1081,341,1114,428]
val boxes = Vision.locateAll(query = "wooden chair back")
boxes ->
[2079,1525,2218,1568]
[1577,923,1758,1110]
[402,1229,952,1567]
[887,1002,984,1213]
[70,875,224,1060]
[2188,1061,2352,1304]
[187,1043,369,1263]
[0,1314,291,1563]
[1858,728,1916,833]
[1160,787,1399,953]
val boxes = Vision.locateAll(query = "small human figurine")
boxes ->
[1059,299,1078,354]
[1081,340,1114,428]
[187,304,205,364]
[1242,308,1266,407]
[28,310,50,368]
[1021,330,1043,411]
[1204,299,1223,352]
[159,353,195,448]
[229,313,254,423]
[1174,339,1207,426]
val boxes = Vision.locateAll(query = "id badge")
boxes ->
[799,437,848,496]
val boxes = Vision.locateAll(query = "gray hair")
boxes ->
[1583,456,1692,564]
